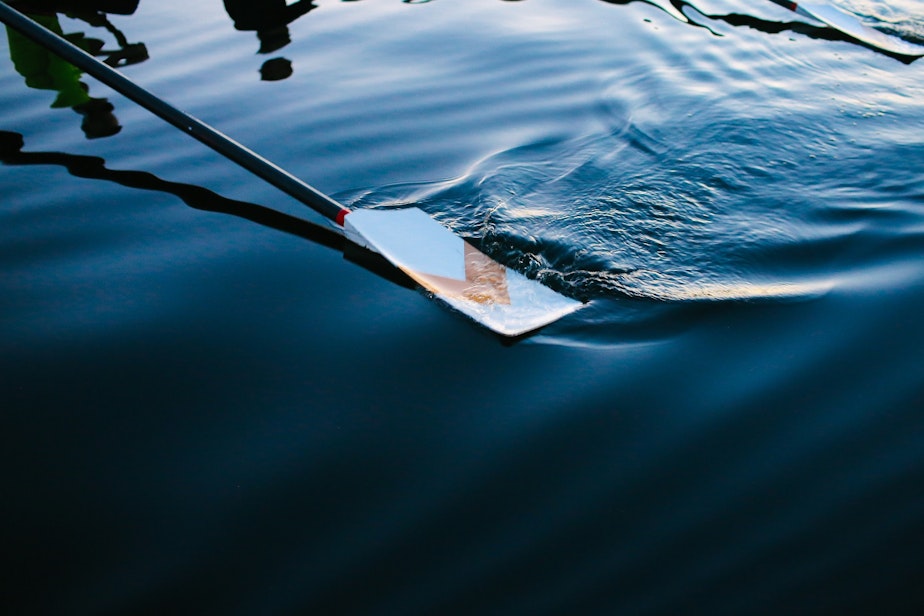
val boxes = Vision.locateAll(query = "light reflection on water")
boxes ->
[2,1,924,614]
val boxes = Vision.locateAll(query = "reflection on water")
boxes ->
[223,0,317,80]
[0,129,333,241]
[3,1,924,614]
[329,0,924,59]
[0,129,420,290]
[2,0,922,320]
[9,0,917,304]
[3,0,147,137]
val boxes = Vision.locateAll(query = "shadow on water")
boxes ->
[0,130,417,292]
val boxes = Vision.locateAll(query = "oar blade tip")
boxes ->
[800,2,924,57]
[344,208,584,336]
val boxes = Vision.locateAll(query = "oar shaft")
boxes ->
[0,1,350,225]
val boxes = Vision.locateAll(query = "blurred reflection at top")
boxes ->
[4,0,148,138]
[223,0,317,81]
[345,0,918,60]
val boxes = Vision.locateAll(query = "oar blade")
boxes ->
[344,208,583,336]
[800,3,924,57]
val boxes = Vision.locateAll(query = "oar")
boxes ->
[0,129,418,290]
[767,0,924,57]
[0,1,583,337]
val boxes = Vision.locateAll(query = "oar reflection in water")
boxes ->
[360,0,924,61]
[672,0,922,62]
[592,0,920,61]
[0,130,416,291]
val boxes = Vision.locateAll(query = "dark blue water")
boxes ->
[3,0,924,614]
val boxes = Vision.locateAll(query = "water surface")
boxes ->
[3,0,924,614]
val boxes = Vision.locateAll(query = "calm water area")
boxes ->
[3,0,924,614]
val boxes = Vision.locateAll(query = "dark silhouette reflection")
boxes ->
[3,0,149,138]
[662,0,918,63]
[596,0,918,61]
[223,0,317,81]
[371,0,920,62]
[0,130,415,290]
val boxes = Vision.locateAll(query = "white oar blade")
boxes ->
[801,3,924,57]
[344,208,583,336]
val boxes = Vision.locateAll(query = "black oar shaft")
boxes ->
[0,1,350,224]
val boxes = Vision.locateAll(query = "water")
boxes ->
[2,0,924,614]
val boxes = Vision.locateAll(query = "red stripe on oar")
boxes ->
[786,1,799,10]
[336,208,350,226]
